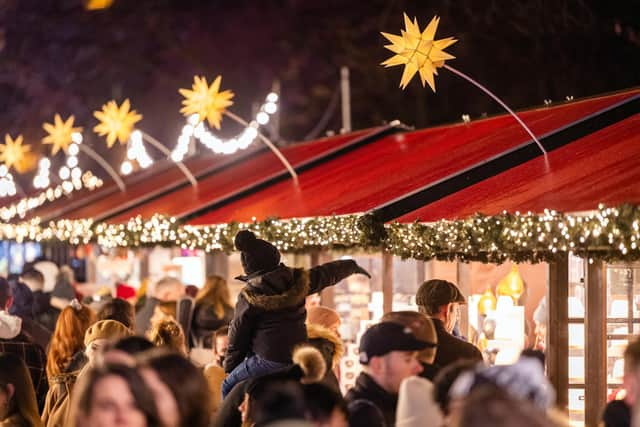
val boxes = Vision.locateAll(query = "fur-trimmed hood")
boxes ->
[242,266,310,311]
[306,322,344,368]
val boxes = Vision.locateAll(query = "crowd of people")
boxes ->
[0,230,638,427]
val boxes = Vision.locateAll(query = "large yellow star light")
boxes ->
[382,14,457,91]
[93,99,143,148]
[42,114,83,155]
[0,134,31,170]
[179,75,235,129]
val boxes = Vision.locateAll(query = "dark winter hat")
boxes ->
[358,321,430,365]
[416,279,466,315]
[234,230,281,280]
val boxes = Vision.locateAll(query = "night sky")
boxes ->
[0,0,638,182]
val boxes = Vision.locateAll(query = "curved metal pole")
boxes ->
[79,144,126,192]
[140,131,198,188]
[444,64,547,157]
[224,111,299,185]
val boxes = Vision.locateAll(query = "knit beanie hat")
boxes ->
[234,230,281,279]
[84,319,132,346]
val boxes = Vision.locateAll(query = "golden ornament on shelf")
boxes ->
[43,114,83,155]
[179,75,234,129]
[0,134,31,171]
[381,14,457,91]
[478,288,497,315]
[93,99,143,148]
[497,265,525,303]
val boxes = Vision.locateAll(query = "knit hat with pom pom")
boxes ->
[234,230,281,280]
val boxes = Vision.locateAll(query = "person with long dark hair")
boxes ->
[192,275,233,348]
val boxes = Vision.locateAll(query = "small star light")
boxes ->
[93,99,143,148]
[42,114,83,155]
[381,14,457,91]
[0,134,31,170]
[179,75,234,129]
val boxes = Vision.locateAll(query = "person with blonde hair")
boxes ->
[192,275,233,348]
[306,306,344,392]
[0,353,44,427]
[148,319,187,356]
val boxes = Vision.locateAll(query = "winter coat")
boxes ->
[431,318,483,369]
[134,297,159,335]
[306,323,343,392]
[212,379,247,427]
[32,291,60,332]
[192,304,233,348]
[203,364,226,416]
[41,355,89,427]
[0,414,30,427]
[345,372,397,427]
[0,311,48,412]
[224,260,362,372]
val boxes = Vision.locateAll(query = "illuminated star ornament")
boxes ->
[179,75,234,129]
[381,13,547,155]
[93,99,143,147]
[0,134,31,170]
[42,114,83,155]
[382,14,457,91]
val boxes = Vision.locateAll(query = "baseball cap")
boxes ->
[359,321,432,364]
[416,279,466,313]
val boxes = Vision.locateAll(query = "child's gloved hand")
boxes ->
[354,265,372,278]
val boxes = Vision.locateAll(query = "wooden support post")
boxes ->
[456,261,471,338]
[382,251,393,315]
[585,260,607,427]
[548,255,569,412]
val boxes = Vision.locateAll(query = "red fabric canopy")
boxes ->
[189,90,639,225]
[396,113,640,222]
[105,128,376,223]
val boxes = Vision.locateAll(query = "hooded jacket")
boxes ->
[0,311,48,411]
[306,323,344,392]
[431,318,483,369]
[224,259,362,373]
[346,372,397,427]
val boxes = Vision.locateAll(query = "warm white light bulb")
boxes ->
[121,161,133,175]
[264,102,277,114]
[257,112,269,125]
[68,144,79,156]
[59,166,70,180]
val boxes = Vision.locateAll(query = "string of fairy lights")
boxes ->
[1,204,639,263]
[0,74,285,223]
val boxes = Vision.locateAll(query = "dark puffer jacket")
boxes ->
[224,260,364,373]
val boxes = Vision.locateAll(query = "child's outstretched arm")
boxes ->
[223,293,256,373]
[308,259,371,295]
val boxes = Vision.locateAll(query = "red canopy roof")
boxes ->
[8,89,637,226]
[396,113,640,222]
[189,89,639,225]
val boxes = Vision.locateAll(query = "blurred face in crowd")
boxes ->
[138,367,179,427]
[86,339,110,365]
[215,335,229,365]
[79,375,147,427]
[369,351,423,394]
[444,303,460,333]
